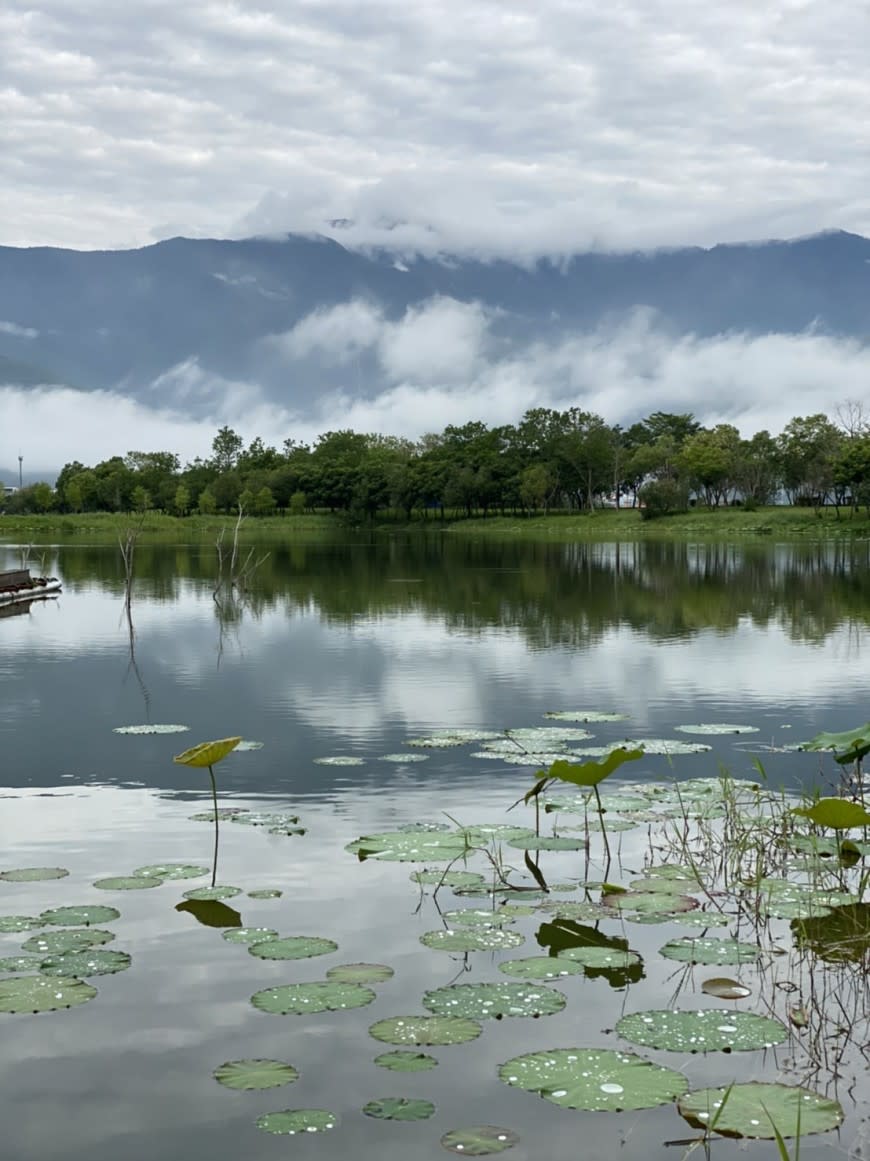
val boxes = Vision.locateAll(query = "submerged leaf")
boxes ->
[173,737,242,767]
[213,1059,298,1090]
[346,830,471,863]
[678,1083,843,1139]
[499,1047,688,1111]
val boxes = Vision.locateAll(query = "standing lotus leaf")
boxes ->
[248,936,338,961]
[616,1009,788,1052]
[369,1015,482,1046]
[0,867,69,882]
[40,905,120,927]
[326,963,394,984]
[441,1126,520,1155]
[374,1051,438,1072]
[213,1059,299,1090]
[256,1108,336,1134]
[363,1097,435,1121]
[499,1047,688,1111]
[251,981,375,1015]
[659,938,760,965]
[173,737,242,767]
[420,927,524,953]
[0,975,98,1014]
[678,1083,843,1139]
[423,982,566,1021]
[39,949,132,977]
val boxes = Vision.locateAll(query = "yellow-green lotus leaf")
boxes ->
[173,737,242,768]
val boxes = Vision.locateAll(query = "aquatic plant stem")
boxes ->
[208,763,219,887]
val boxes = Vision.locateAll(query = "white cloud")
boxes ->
[379,297,491,383]
[0,321,38,338]
[1,1,869,256]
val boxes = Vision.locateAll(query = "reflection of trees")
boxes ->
[54,537,870,647]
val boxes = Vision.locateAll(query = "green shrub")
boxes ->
[639,480,689,520]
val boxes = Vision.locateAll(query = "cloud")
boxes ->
[1,1,869,256]
[0,321,38,338]
[3,301,870,476]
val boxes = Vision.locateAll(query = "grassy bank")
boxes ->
[2,504,870,544]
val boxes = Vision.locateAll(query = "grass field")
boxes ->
[2,504,870,544]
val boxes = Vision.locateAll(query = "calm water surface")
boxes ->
[1,535,869,1160]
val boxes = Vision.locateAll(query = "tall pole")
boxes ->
[17,454,22,490]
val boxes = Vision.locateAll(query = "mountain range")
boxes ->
[1,229,869,419]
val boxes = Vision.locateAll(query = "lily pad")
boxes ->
[247,888,283,899]
[363,1097,435,1121]
[498,957,586,981]
[622,738,713,755]
[460,824,537,844]
[0,954,43,972]
[347,830,471,863]
[0,867,69,882]
[313,755,365,766]
[539,901,610,922]
[420,928,524,953]
[499,1047,688,1111]
[182,886,242,901]
[441,1126,520,1155]
[544,711,628,723]
[369,1015,482,1046]
[231,740,264,752]
[133,864,208,880]
[604,892,699,915]
[113,723,189,734]
[659,938,761,965]
[411,870,487,890]
[423,982,567,1021]
[22,929,115,955]
[222,927,278,945]
[702,977,752,1000]
[678,1083,843,1139]
[231,810,299,829]
[406,730,502,748]
[39,949,132,977]
[0,974,97,1013]
[251,981,375,1015]
[674,724,759,735]
[440,909,513,929]
[326,963,394,984]
[616,1009,788,1052]
[380,753,429,763]
[374,1051,438,1072]
[190,807,249,822]
[557,947,642,970]
[0,916,42,933]
[256,1108,336,1135]
[93,876,163,891]
[213,1059,298,1090]
[507,835,587,851]
[249,936,338,961]
[40,905,120,927]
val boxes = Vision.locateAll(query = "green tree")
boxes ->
[678,424,741,507]
[173,483,191,516]
[777,415,842,508]
[211,426,243,473]
[519,464,556,512]
[198,487,217,515]
[252,486,275,515]
[131,485,151,513]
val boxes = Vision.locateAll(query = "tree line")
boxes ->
[5,407,870,519]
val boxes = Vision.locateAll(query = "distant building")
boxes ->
[2,485,18,496]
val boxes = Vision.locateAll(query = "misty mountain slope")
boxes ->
[1,230,869,408]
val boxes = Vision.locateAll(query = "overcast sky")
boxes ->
[2,0,869,257]
[3,0,870,474]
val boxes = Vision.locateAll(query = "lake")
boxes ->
[1,533,869,1160]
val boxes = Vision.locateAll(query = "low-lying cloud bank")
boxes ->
[4,299,870,478]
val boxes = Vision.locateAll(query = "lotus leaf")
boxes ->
[544,711,628,723]
[231,740,264,752]
[701,978,752,1000]
[678,1083,843,1139]
[441,1125,520,1155]
[93,876,162,891]
[460,824,537,844]
[369,1015,482,1046]
[374,1051,438,1072]
[346,830,471,862]
[399,821,451,833]
[801,722,870,764]
[603,892,699,915]
[423,982,566,1021]
[616,1009,787,1052]
[659,937,760,965]
[182,885,242,901]
[39,948,132,977]
[247,888,283,899]
[792,798,870,829]
[256,1108,336,1134]
[380,753,429,762]
[420,928,524,953]
[497,751,583,767]
[313,755,365,765]
[222,927,278,945]
[621,738,712,755]
[189,807,249,822]
[363,1097,435,1121]
[22,928,115,954]
[539,901,610,922]
[672,911,731,928]
[0,974,97,1013]
[133,864,209,880]
[326,962,394,984]
[499,1047,688,1111]
[249,936,338,961]
[213,1059,298,1090]
[558,947,642,970]
[173,736,241,767]
[410,870,487,890]
[0,955,42,972]
[440,909,513,929]
[40,905,120,927]
[406,730,501,748]
[0,916,41,933]
[113,724,189,734]
[231,813,300,830]
[507,835,587,851]
[674,724,759,735]
[0,867,68,882]
[498,957,585,981]
[251,981,375,1015]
